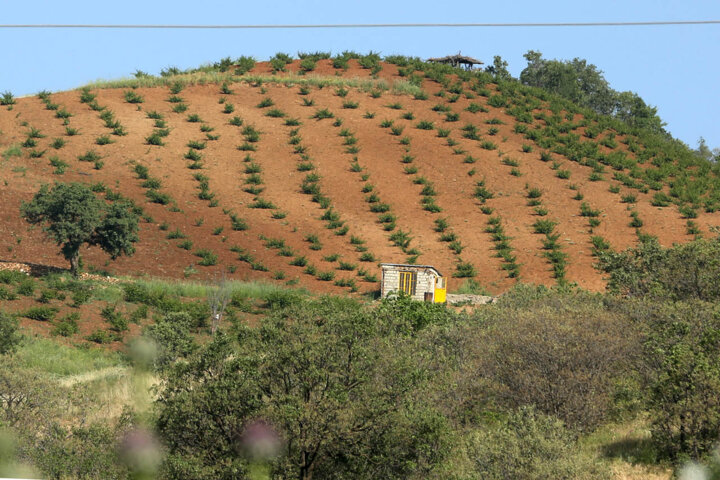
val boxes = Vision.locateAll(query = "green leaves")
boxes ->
[155,296,455,478]
[21,182,139,275]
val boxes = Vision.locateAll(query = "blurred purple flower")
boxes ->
[240,420,282,461]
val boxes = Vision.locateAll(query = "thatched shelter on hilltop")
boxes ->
[427,54,483,70]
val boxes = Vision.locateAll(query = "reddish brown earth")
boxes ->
[1,59,716,295]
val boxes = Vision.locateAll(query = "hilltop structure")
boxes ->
[427,54,483,70]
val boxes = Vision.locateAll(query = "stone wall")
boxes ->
[381,266,438,301]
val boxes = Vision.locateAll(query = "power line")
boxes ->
[0,20,719,29]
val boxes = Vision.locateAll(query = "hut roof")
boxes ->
[380,263,443,277]
[427,54,483,65]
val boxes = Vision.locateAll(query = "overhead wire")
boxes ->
[0,20,718,29]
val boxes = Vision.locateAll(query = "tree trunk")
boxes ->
[70,251,80,277]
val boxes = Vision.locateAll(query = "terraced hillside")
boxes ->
[1,57,717,294]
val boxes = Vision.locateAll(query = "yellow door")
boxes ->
[398,271,417,296]
[434,277,447,303]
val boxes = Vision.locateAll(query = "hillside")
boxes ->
[1,56,717,294]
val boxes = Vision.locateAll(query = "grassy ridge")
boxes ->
[80,72,423,97]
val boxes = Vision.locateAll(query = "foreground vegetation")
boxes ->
[2,236,720,478]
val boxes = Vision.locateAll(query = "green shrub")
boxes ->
[86,329,114,344]
[679,205,698,219]
[416,120,434,130]
[454,261,476,278]
[101,305,128,332]
[465,406,603,479]
[532,219,557,234]
[124,90,144,103]
[51,312,80,337]
[22,306,58,321]
[0,311,20,354]
[618,300,720,460]
[194,249,218,266]
[1,91,16,105]
[145,189,172,205]
[71,289,92,307]
[77,150,101,162]
[16,278,35,296]
[235,55,256,74]
[145,132,165,146]
[143,312,197,370]
[312,108,334,120]
[0,285,17,301]
[629,211,643,228]
[599,236,720,301]
[483,291,637,430]
[266,108,286,118]
[579,202,601,217]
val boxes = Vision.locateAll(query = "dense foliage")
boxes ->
[2,259,720,477]
[0,311,20,355]
[599,235,720,301]
[520,51,666,134]
[156,296,453,479]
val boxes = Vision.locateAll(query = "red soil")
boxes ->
[1,59,717,296]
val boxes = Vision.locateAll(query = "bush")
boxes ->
[599,236,720,301]
[454,261,476,278]
[312,108,334,120]
[626,300,720,460]
[71,288,92,307]
[480,292,637,430]
[22,306,58,321]
[299,57,317,72]
[86,329,115,344]
[1,90,16,105]
[235,55,256,74]
[194,249,218,266]
[0,311,20,354]
[52,312,80,337]
[464,406,603,479]
[0,285,17,301]
[532,219,557,234]
[124,90,144,103]
[101,305,128,332]
[33,422,130,479]
[143,312,197,370]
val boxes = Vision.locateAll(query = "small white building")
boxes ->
[380,263,447,303]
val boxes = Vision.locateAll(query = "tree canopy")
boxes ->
[155,296,452,480]
[520,50,666,135]
[21,182,139,276]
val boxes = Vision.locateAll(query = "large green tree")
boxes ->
[641,301,720,460]
[155,297,451,480]
[21,182,139,276]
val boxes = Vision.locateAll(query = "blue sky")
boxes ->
[1,0,718,148]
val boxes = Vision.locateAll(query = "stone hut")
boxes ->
[380,263,446,303]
